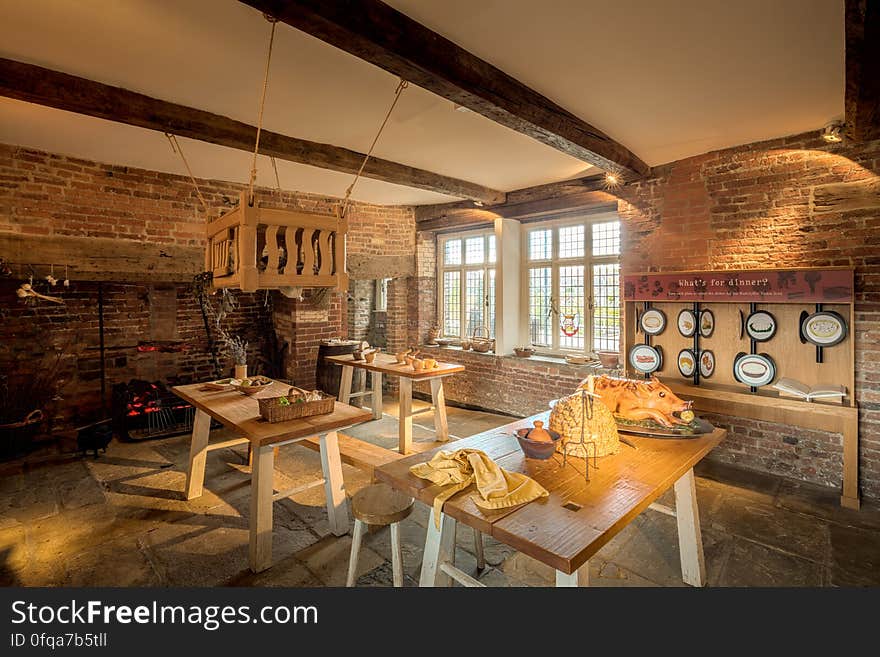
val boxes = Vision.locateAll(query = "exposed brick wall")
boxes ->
[0,143,414,423]
[273,289,345,390]
[412,348,604,416]
[347,279,387,346]
[0,279,265,428]
[0,144,415,253]
[415,131,880,499]
[616,131,880,499]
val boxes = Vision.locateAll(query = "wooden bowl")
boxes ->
[514,347,535,358]
[233,376,273,395]
[597,351,620,368]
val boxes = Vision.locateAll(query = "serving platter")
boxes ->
[614,415,715,438]
[677,309,697,337]
[639,309,667,336]
[629,344,662,374]
[801,310,847,347]
[733,352,777,387]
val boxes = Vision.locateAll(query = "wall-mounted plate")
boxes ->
[630,344,662,374]
[699,350,715,378]
[745,310,776,342]
[699,309,715,338]
[640,309,667,336]
[677,310,697,337]
[677,349,696,377]
[733,352,776,387]
[801,311,847,347]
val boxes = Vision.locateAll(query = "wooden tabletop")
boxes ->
[173,380,373,447]
[375,411,725,574]
[325,352,465,379]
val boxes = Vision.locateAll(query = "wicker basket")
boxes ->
[470,325,495,353]
[258,387,335,423]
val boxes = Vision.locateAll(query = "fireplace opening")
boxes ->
[112,379,198,441]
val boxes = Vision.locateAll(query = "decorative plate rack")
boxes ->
[622,267,860,510]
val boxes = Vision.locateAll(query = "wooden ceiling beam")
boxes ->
[845,0,879,141]
[415,174,619,232]
[241,0,650,178]
[0,57,505,204]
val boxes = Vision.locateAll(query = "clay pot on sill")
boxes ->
[597,351,620,368]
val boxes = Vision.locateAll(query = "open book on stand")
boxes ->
[772,378,847,402]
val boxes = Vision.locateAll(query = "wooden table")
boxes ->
[376,411,725,587]
[325,353,465,454]
[173,380,372,573]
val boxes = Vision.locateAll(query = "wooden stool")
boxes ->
[347,483,414,587]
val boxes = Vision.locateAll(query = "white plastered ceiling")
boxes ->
[0,0,843,205]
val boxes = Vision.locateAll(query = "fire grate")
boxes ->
[112,379,196,441]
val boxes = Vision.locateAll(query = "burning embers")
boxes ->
[112,379,194,441]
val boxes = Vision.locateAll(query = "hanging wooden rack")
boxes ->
[201,13,405,297]
[206,191,348,293]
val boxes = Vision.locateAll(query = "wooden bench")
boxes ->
[299,433,406,479]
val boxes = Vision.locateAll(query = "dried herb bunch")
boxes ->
[218,331,248,366]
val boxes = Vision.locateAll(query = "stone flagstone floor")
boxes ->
[1,397,878,587]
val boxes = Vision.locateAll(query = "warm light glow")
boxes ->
[604,172,620,188]
[821,122,844,143]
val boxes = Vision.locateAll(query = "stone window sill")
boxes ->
[420,344,618,370]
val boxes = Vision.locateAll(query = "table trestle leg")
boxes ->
[420,509,457,587]
[673,467,706,587]
[319,430,350,536]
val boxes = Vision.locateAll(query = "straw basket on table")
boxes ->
[258,387,335,423]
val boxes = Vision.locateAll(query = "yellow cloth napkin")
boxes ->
[410,449,549,527]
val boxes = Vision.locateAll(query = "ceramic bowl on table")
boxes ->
[232,376,273,395]
[597,351,619,368]
[514,425,562,460]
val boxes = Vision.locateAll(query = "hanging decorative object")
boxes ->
[560,312,580,337]
[16,281,64,305]
[202,16,351,296]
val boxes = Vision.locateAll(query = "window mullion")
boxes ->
[585,253,593,356]
[459,265,466,342]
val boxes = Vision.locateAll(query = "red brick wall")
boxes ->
[415,131,880,499]
[617,131,879,499]
[0,144,415,252]
[0,279,266,428]
[0,143,414,423]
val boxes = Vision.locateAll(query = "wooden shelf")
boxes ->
[664,374,859,510]
[666,381,857,417]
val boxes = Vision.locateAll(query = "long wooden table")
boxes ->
[325,353,465,454]
[173,380,372,573]
[376,411,725,587]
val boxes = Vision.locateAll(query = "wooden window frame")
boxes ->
[437,229,496,342]
[520,213,620,357]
